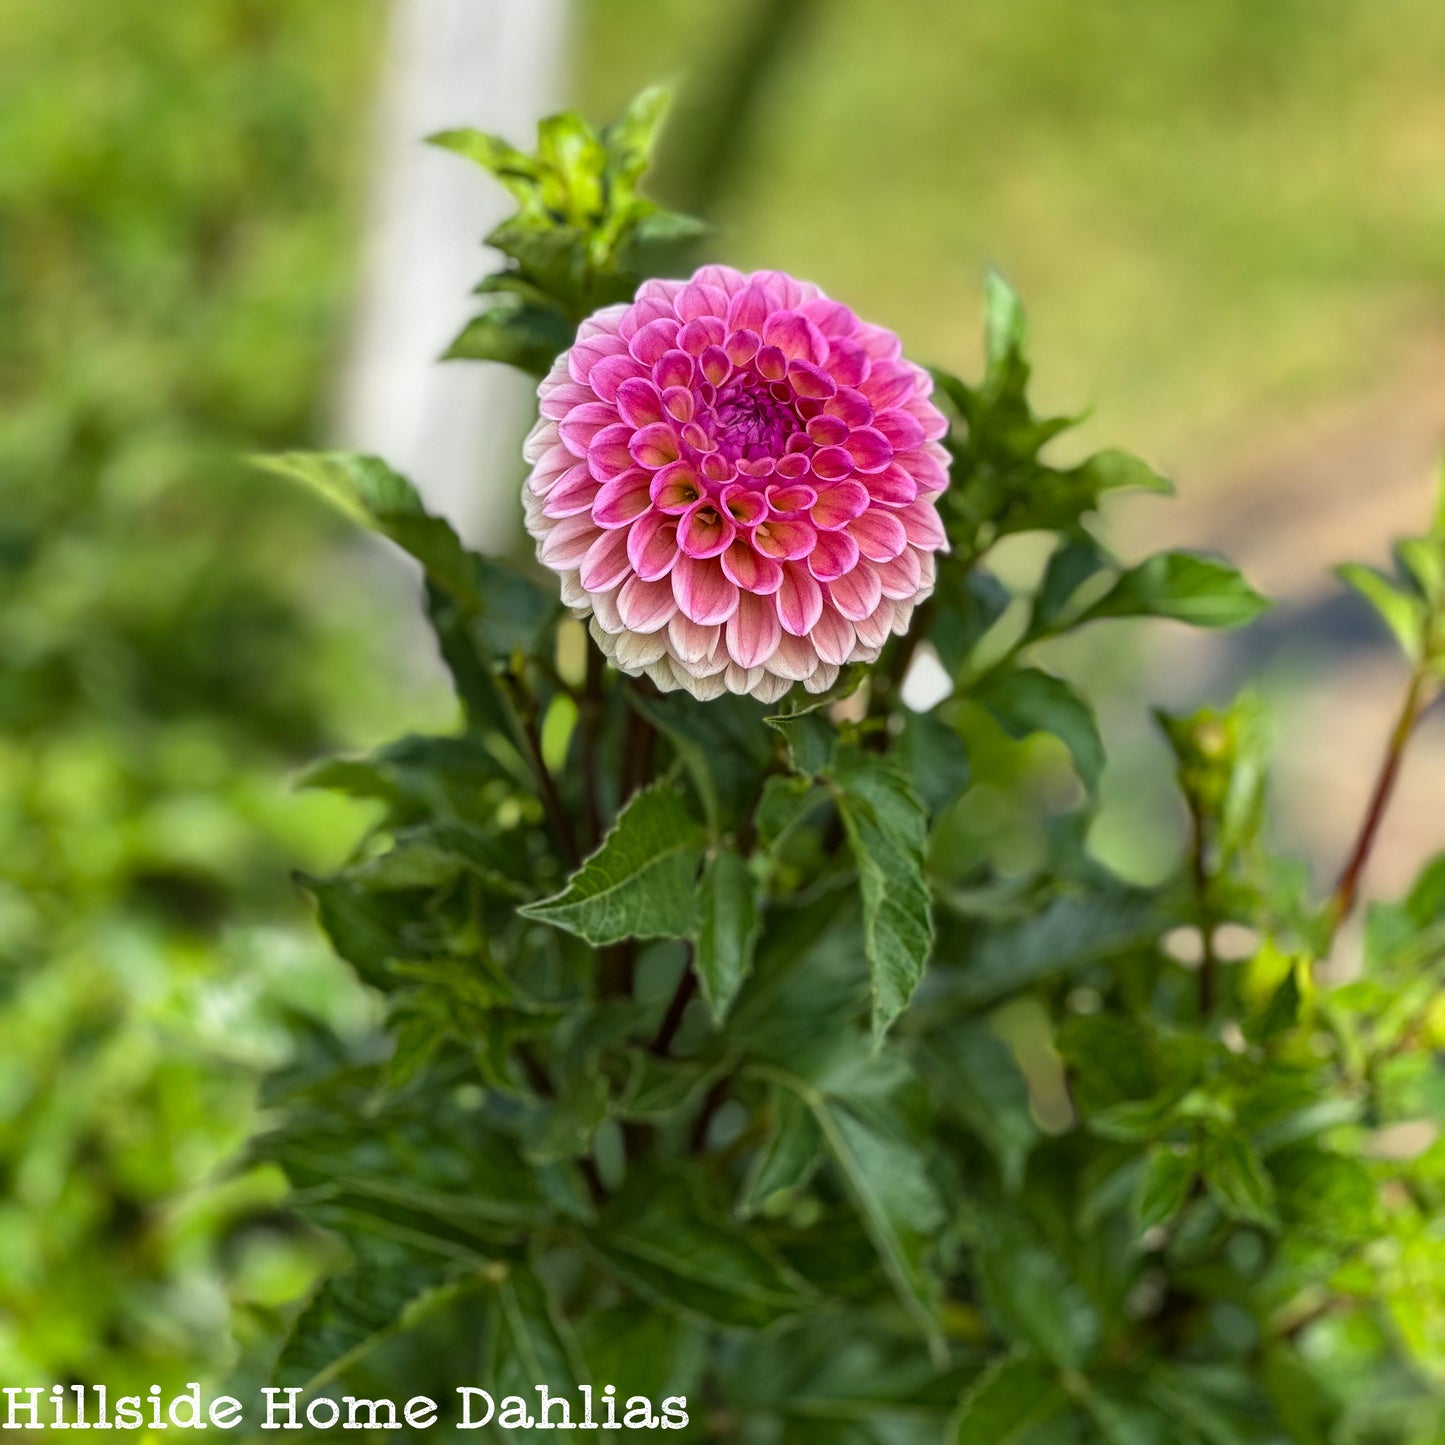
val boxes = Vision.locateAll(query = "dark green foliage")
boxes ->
[259,94,1445,1441]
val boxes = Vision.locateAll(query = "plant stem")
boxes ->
[518,703,580,869]
[1188,802,1218,1018]
[1327,666,1434,933]
[580,646,605,851]
[652,956,699,1057]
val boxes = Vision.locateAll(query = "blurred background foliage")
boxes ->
[1,0,1442,1404]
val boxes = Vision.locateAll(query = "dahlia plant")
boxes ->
[254,93,1445,1441]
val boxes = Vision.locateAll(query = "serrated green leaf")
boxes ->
[1072,447,1173,498]
[444,295,574,376]
[738,1089,823,1216]
[971,666,1105,797]
[1134,1145,1196,1232]
[1202,1132,1277,1228]
[831,748,934,1039]
[898,707,971,815]
[767,709,837,776]
[696,848,761,1022]
[519,785,704,946]
[588,1173,815,1328]
[1336,561,1427,660]
[1084,552,1269,629]
[486,1262,589,1442]
[952,1353,1072,1445]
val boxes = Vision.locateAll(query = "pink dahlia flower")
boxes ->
[522,266,950,703]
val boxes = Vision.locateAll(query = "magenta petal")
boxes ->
[896,445,949,493]
[775,453,810,481]
[720,484,768,528]
[899,500,947,550]
[676,282,728,322]
[627,511,680,581]
[568,333,625,385]
[725,284,770,333]
[874,407,927,451]
[542,465,600,518]
[762,310,824,364]
[617,574,677,633]
[672,555,740,626]
[764,483,818,515]
[825,388,874,429]
[755,345,788,382]
[538,512,598,569]
[775,562,824,637]
[615,378,667,428]
[628,423,682,470]
[843,427,892,474]
[867,463,920,508]
[585,423,637,481]
[811,481,870,530]
[653,350,695,390]
[806,414,849,447]
[787,359,836,400]
[579,526,633,592]
[725,328,760,366]
[807,528,860,582]
[541,381,598,421]
[678,500,737,559]
[824,338,869,389]
[629,317,682,365]
[827,561,883,622]
[662,387,695,423]
[726,590,783,670]
[559,401,621,456]
[588,353,647,401]
[847,509,908,562]
[864,363,916,409]
[752,517,816,562]
[678,316,725,356]
[812,607,857,666]
[650,461,704,514]
[700,345,732,386]
[811,446,854,483]
[591,471,653,528]
[720,539,783,595]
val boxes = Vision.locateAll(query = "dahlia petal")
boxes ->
[726,590,782,670]
[617,575,677,633]
[615,378,667,428]
[808,528,860,582]
[866,463,920,508]
[875,547,923,600]
[650,460,705,514]
[558,402,620,456]
[775,453,811,481]
[678,501,737,559]
[680,668,729,701]
[763,310,826,365]
[788,359,836,399]
[811,446,854,483]
[843,427,893,474]
[799,298,857,336]
[775,562,824,637]
[662,386,695,423]
[587,353,647,401]
[676,281,729,322]
[811,481,870,530]
[629,317,681,365]
[522,416,558,465]
[825,388,874,429]
[812,607,857,667]
[828,561,884,622]
[568,332,626,384]
[852,604,894,651]
[755,345,788,382]
[720,539,783,595]
[875,407,927,451]
[823,338,869,389]
[750,269,818,309]
[725,329,760,366]
[591,585,624,633]
[719,485,769,528]
[579,527,633,592]
[668,614,721,667]
[586,423,637,480]
[899,500,947,550]
[678,317,726,356]
[654,350,694,390]
[626,510,681,581]
[751,671,793,704]
[542,466,600,518]
[724,662,766,696]
[539,512,599,570]
[804,662,842,694]
[863,362,916,409]
[847,508,908,562]
[672,555,740,626]
[767,631,820,681]
[614,627,669,670]
[806,414,849,447]
[559,569,587,609]
[540,381,598,421]
[752,517,816,562]
[693,263,747,297]
[628,423,682,470]
[764,483,817,514]
[857,323,904,363]
[895,444,950,493]
[726,283,770,333]
[700,345,731,386]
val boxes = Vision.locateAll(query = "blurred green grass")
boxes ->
[0,0,436,1390]
[578,0,1445,469]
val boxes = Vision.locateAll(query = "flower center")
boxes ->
[708,374,800,465]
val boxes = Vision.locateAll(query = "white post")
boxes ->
[336,0,571,547]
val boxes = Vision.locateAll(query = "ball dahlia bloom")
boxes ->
[522,266,950,703]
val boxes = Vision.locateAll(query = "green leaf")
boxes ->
[971,666,1105,798]
[831,748,934,1039]
[695,848,761,1022]
[973,1208,1099,1369]
[1201,1132,1277,1228]
[952,1353,1073,1445]
[1071,448,1172,498]
[1033,534,1112,634]
[519,785,704,946]
[898,708,972,815]
[444,294,574,377]
[254,452,476,606]
[1336,561,1427,660]
[1134,1146,1196,1232]
[427,127,538,198]
[738,1088,823,1216]
[588,1173,815,1328]
[486,1262,589,1434]
[1084,552,1269,630]
[766,709,837,776]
